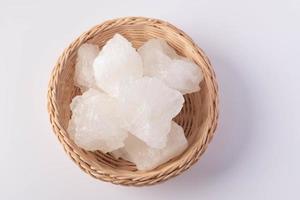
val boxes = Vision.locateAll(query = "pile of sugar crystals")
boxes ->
[68,34,203,170]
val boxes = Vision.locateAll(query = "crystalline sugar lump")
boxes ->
[74,43,99,91]
[93,34,143,96]
[112,121,188,171]
[118,77,184,149]
[68,88,128,152]
[162,59,203,94]
[138,39,203,94]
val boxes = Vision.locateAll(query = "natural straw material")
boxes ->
[47,17,218,186]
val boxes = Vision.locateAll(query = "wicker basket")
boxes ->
[47,17,218,186]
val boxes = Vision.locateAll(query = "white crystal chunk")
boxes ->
[68,88,128,152]
[118,77,184,148]
[138,39,203,94]
[93,34,143,96]
[161,59,203,94]
[74,43,99,91]
[114,121,188,171]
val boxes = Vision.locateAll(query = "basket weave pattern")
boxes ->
[47,17,218,186]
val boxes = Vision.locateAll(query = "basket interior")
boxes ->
[54,23,210,173]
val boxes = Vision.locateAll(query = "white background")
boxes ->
[0,0,299,199]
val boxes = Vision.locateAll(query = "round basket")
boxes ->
[47,17,218,186]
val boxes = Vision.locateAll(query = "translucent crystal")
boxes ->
[68,88,128,152]
[93,34,143,96]
[118,77,184,148]
[138,39,203,94]
[113,121,188,171]
[74,43,99,92]
[161,59,203,94]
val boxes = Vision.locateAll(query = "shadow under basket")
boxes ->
[47,17,218,186]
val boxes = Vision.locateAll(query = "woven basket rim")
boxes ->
[47,16,219,186]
